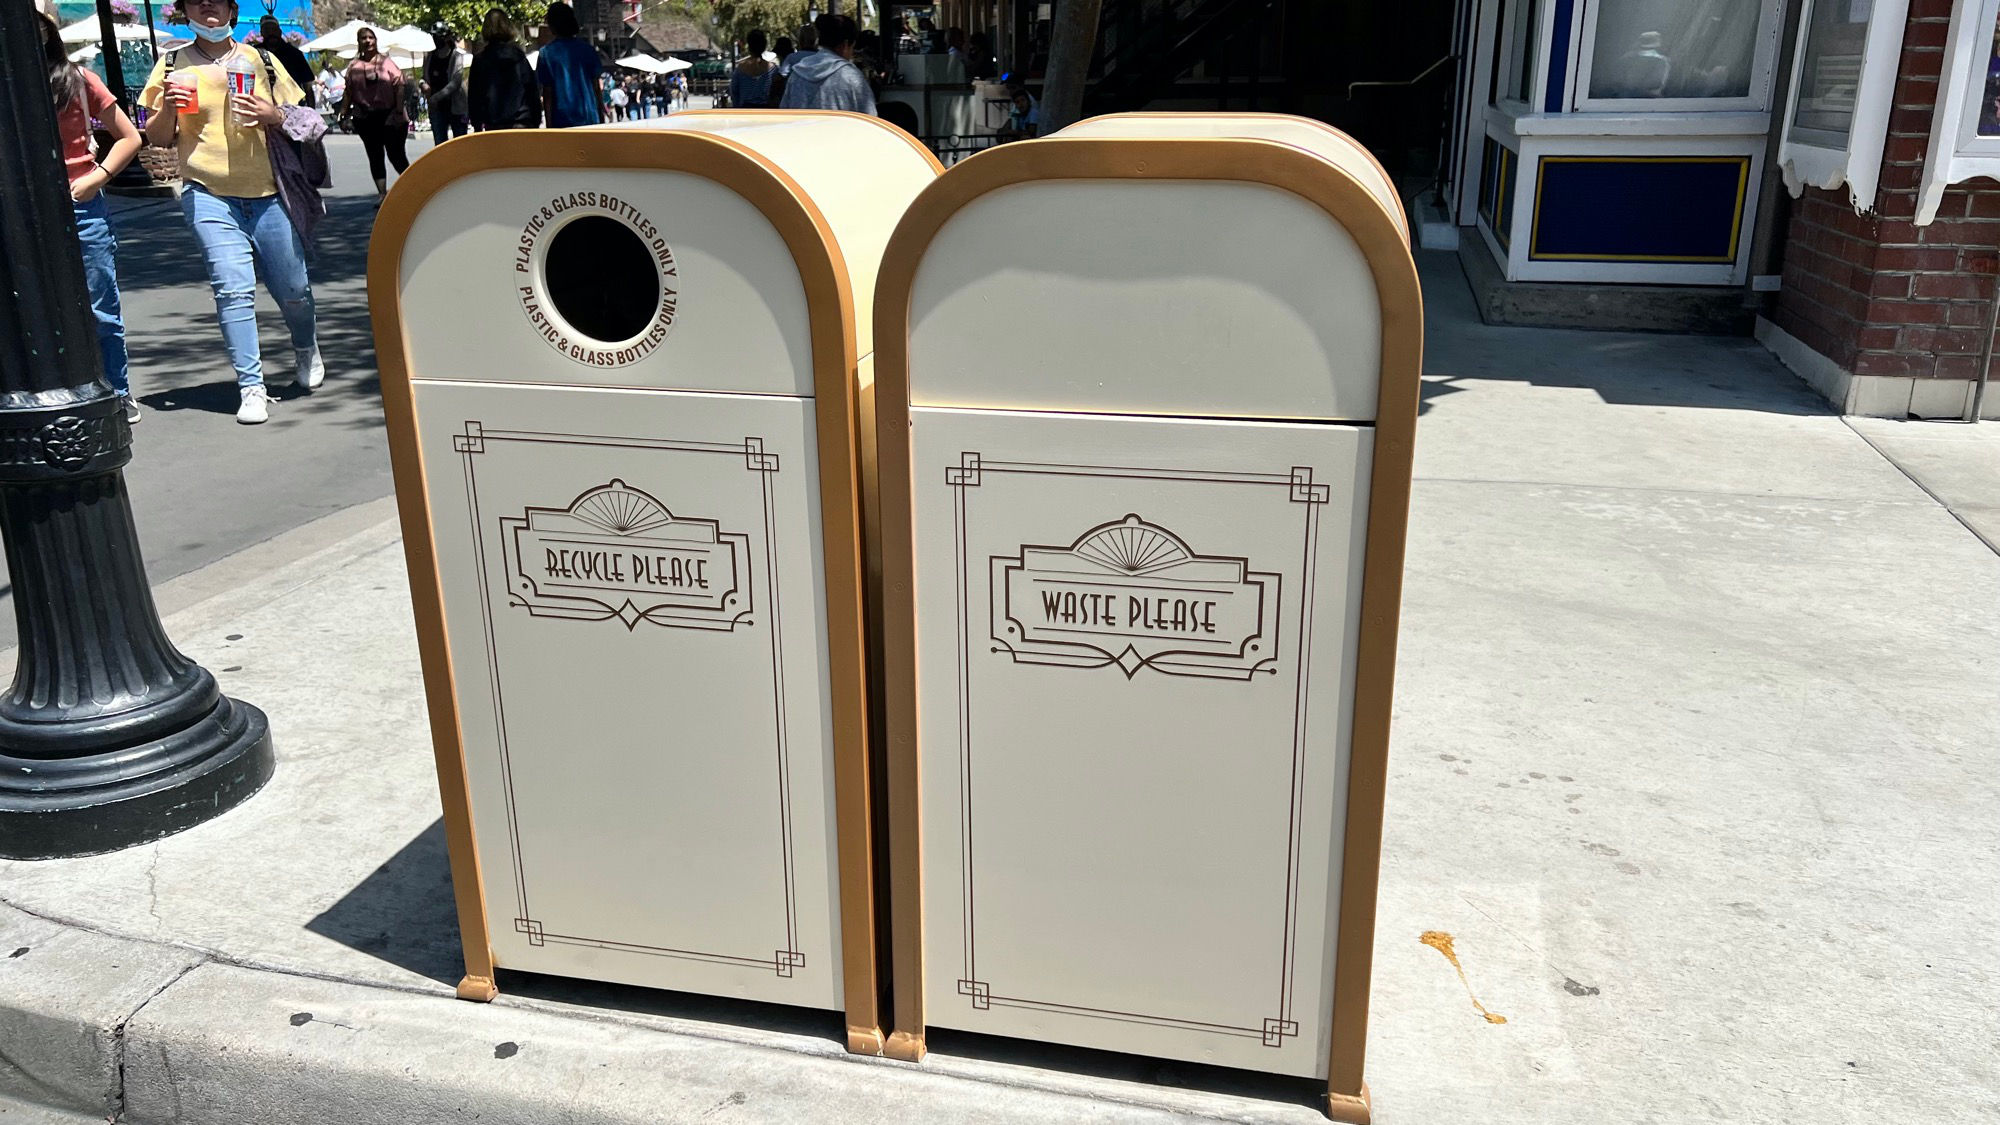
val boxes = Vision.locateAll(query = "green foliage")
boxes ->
[699,0,809,50]
[372,0,543,41]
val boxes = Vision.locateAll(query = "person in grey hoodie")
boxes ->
[778,13,875,115]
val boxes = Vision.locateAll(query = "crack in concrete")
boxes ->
[143,845,165,931]
[109,959,205,1123]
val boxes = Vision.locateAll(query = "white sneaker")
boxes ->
[237,385,271,425]
[294,344,324,390]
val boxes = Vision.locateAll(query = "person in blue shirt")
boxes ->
[535,2,601,128]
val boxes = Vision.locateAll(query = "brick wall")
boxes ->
[1770,0,2000,386]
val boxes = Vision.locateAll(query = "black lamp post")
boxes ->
[93,0,128,109]
[0,0,273,860]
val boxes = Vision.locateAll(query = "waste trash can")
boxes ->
[873,114,1420,1120]
[370,114,940,1054]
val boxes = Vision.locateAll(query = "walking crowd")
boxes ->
[42,0,1023,427]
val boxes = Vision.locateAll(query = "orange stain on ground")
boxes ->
[1420,930,1509,1025]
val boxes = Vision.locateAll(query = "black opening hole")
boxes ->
[543,216,660,344]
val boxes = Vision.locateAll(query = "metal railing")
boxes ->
[920,133,1010,167]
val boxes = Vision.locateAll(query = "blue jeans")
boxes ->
[73,195,130,397]
[180,182,317,390]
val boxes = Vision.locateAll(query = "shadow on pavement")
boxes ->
[305,818,466,988]
[925,1026,1328,1112]
[307,817,857,1043]
[501,970,851,1047]
[1416,250,1833,418]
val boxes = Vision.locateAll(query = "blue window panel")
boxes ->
[1529,156,1749,263]
[1544,0,1573,112]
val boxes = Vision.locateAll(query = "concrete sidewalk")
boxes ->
[0,252,1995,1123]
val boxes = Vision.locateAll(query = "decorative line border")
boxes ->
[460,421,802,976]
[947,454,1327,1045]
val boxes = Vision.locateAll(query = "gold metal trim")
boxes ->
[655,108,947,175]
[367,128,886,1050]
[872,136,1422,1118]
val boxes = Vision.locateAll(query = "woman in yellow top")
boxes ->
[141,0,321,425]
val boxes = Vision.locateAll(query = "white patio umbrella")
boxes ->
[379,25,439,53]
[525,49,539,68]
[301,19,366,51]
[67,43,100,62]
[616,53,666,73]
[659,55,692,73]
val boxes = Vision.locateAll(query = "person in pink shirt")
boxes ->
[337,28,410,195]
[39,13,144,424]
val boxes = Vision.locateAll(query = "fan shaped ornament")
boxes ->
[1070,514,1195,575]
[568,479,674,537]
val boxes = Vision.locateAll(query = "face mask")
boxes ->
[191,22,233,43]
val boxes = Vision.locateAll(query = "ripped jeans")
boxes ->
[179,182,317,390]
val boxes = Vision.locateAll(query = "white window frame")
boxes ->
[1452,0,1506,225]
[1570,0,1787,113]
[1493,0,1547,110]
[1777,0,1910,211]
[1919,0,2000,223]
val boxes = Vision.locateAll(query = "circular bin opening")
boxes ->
[543,216,661,343]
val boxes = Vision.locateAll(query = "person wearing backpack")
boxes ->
[141,0,321,425]
[469,8,541,130]
[39,12,143,424]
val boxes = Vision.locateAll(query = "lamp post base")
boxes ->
[0,394,276,860]
[0,694,272,860]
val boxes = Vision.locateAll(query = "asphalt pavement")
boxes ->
[0,134,420,650]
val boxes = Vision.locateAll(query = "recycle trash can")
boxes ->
[873,114,1420,1120]
[369,114,939,1054]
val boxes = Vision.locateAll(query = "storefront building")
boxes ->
[1760,0,2000,418]
[1442,0,2000,418]
[1446,0,1786,290]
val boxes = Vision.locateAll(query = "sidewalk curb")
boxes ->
[0,902,201,1120]
[0,896,1313,1125]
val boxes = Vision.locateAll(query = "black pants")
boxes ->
[354,110,409,182]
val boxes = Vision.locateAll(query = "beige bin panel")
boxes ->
[610,112,943,361]
[905,160,1384,421]
[373,124,931,1051]
[413,380,844,1009]
[1054,113,1407,243]
[908,406,1372,1077]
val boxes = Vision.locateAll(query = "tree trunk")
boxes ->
[1039,0,1102,134]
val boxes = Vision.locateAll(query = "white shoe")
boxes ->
[295,345,324,390]
[237,385,271,425]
